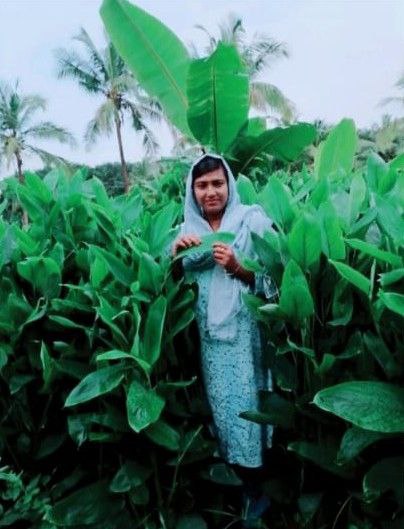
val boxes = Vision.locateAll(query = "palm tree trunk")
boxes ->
[15,151,24,183]
[114,115,130,193]
[15,151,28,225]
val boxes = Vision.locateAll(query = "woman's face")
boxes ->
[193,166,229,217]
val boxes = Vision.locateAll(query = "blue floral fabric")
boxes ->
[191,265,274,467]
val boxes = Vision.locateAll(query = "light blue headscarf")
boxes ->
[178,153,273,341]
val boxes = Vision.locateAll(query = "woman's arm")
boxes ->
[228,263,255,286]
[212,242,254,286]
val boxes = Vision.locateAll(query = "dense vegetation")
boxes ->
[0,1,403,528]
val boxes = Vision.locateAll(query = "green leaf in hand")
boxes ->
[173,231,235,261]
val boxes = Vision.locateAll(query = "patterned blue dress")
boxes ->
[189,265,274,468]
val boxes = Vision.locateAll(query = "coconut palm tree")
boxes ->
[192,13,296,124]
[380,71,404,110]
[0,81,75,183]
[55,28,163,193]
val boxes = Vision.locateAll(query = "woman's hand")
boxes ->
[172,234,201,256]
[212,242,239,273]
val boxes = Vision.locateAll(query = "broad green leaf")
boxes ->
[155,376,197,396]
[144,419,181,450]
[363,457,404,505]
[376,195,404,246]
[91,203,117,242]
[348,208,378,236]
[288,213,322,270]
[17,256,61,298]
[258,176,295,231]
[126,379,165,432]
[337,426,392,464]
[363,332,400,379]
[138,253,162,295]
[200,463,242,486]
[379,268,404,287]
[25,171,53,204]
[288,441,353,478]
[279,260,314,325]
[49,315,88,331]
[96,296,129,346]
[187,42,249,152]
[65,365,125,407]
[390,152,404,171]
[240,391,295,429]
[143,201,180,256]
[329,259,370,296]
[91,246,135,286]
[110,461,152,492]
[330,284,354,325]
[348,172,366,224]
[379,291,404,317]
[96,350,135,362]
[100,0,191,135]
[40,342,55,391]
[313,381,404,432]
[308,177,329,208]
[46,480,124,525]
[174,231,235,261]
[245,117,266,137]
[236,174,258,205]
[317,202,346,259]
[345,238,402,266]
[367,152,396,195]
[168,307,195,337]
[12,225,40,256]
[90,256,109,288]
[232,123,316,175]
[177,515,208,529]
[251,232,279,271]
[142,295,167,367]
[315,118,357,180]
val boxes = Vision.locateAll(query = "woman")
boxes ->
[172,153,276,523]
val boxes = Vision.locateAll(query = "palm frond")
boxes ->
[217,13,245,46]
[84,99,116,148]
[0,82,23,131]
[250,82,296,123]
[194,24,217,54]
[123,98,162,124]
[18,95,47,129]
[141,122,159,156]
[110,72,137,94]
[379,96,404,108]
[55,48,103,94]
[105,42,126,82]
[74,27,108,80]
[243,37,289,76]
[23,121,76,147]
[24,144,71,168]
[395,72,404,90]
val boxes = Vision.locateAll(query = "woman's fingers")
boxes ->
[183,235,201,247]
[176,234,201,250]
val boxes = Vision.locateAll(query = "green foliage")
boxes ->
[244,119,404,528]
[0,167,221,529]
[187,42,249,153]
[100,0,191,136]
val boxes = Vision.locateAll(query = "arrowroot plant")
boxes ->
[237,119,404,529]
[0,168,232,529]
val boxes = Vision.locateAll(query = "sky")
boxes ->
[0,0,403,178]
